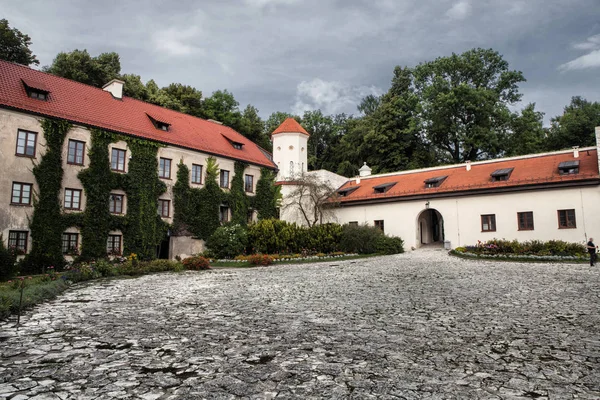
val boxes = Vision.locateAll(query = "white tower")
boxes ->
[271,118,309,181]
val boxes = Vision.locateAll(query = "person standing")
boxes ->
[587,238,597,266]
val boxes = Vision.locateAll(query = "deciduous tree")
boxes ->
[0,19,39,66]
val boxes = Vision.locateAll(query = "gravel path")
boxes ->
[0,249,599,399]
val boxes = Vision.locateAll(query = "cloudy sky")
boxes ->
[3,0,600,123]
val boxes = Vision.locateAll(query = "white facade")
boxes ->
[278,124,600,250]
[332,186,600,250]
[272,132,308,181]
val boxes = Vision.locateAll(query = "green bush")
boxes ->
[182,256,210,270]
[248,219,296,254]
[206,224,248,259]
[306,223,343,253]
[376,235,405,255]
[0,236,18,281]
[340,224,384,254]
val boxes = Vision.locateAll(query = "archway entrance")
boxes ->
[417,209,444,247]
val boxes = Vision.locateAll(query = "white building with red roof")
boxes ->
[273,116,600,250]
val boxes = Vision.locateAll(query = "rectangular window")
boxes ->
[349,221,359,226]
[109,194,123,214]
[244,174,254,193]
[159,158,172,179]
[11,182,32,205]
[191,164,203,184]
[481,214,496,232]
[111,148,126,172]
[220,206,230,223]
[107,235,122,255]
[64,188,82,210]
[517,212,534,231]
[220,170,230,188]
[158,199,170,217]
[8,231,28,253]
[374,220,384,233]
[247,209,254,224]
[62,233,79,254]
[16,130,37,157]
[67,139,85,165]
[558,209,576,229]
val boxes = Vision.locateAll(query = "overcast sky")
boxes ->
[3,0,600,123]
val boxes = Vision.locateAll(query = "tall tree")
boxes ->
[505,103,546,156]
[0,19,39,66]
[45,49,121,88]
[338,66,433,174]
[545,97,600,151]
[121,74,149,101]
[163,83,203,116]
[199,89,242,130]
[240,105,270,149]
[413,48,525,163]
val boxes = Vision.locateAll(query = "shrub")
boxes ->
[248,254,273,266]
[376,235,405,255]
[182,256,210,270]
[340,224,384,254]
[206,224,248,259]
[0,236,18,281]
[306,223,343,253]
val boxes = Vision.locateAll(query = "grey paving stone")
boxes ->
[0,249,599,398]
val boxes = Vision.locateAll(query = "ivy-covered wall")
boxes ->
[25,119,72,271]
[22,117,279,270]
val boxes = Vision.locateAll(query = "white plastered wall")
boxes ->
[272,132,308,180]
[332,186,600,250]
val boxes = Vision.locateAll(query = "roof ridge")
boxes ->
[0,60,243,135]
[355,147,598,181]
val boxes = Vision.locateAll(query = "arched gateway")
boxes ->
[416,208,444,247]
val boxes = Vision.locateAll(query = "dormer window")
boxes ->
[221,133,244,150]
[22,78,50,101]
[558,160,579,175]
[146,113,170,132]
[424,176,447,188]
[337,187,359,197]
[491,168,514,182]
[373,182,396,194]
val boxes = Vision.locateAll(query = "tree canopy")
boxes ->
[0,19,39,66]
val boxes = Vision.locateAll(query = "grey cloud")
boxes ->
[1,0,599,122]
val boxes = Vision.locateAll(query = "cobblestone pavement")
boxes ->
[1,249,599,399]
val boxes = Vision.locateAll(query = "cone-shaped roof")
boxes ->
[272,117,310,136]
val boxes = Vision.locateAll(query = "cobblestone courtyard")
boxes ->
[0,250,599,399]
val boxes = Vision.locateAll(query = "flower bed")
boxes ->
[451,239,589,263]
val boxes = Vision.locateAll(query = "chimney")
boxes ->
[573,146,579,158]
[355,177,361,184]
[102,79,125,99]
[466,161,471,171]
[359,162,372,177]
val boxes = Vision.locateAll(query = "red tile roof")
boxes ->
[272,117,310,136]
[335,149,600,204]
[0,61,276,169]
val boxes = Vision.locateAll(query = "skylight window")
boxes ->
[146,113,171,132]
[337,187,358,197]
[373,182,396,194]
[22,78,50,101]
[558,160,579,175]
[490,168,514,182]
[424,176,447,188]
[221,133,244,150]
